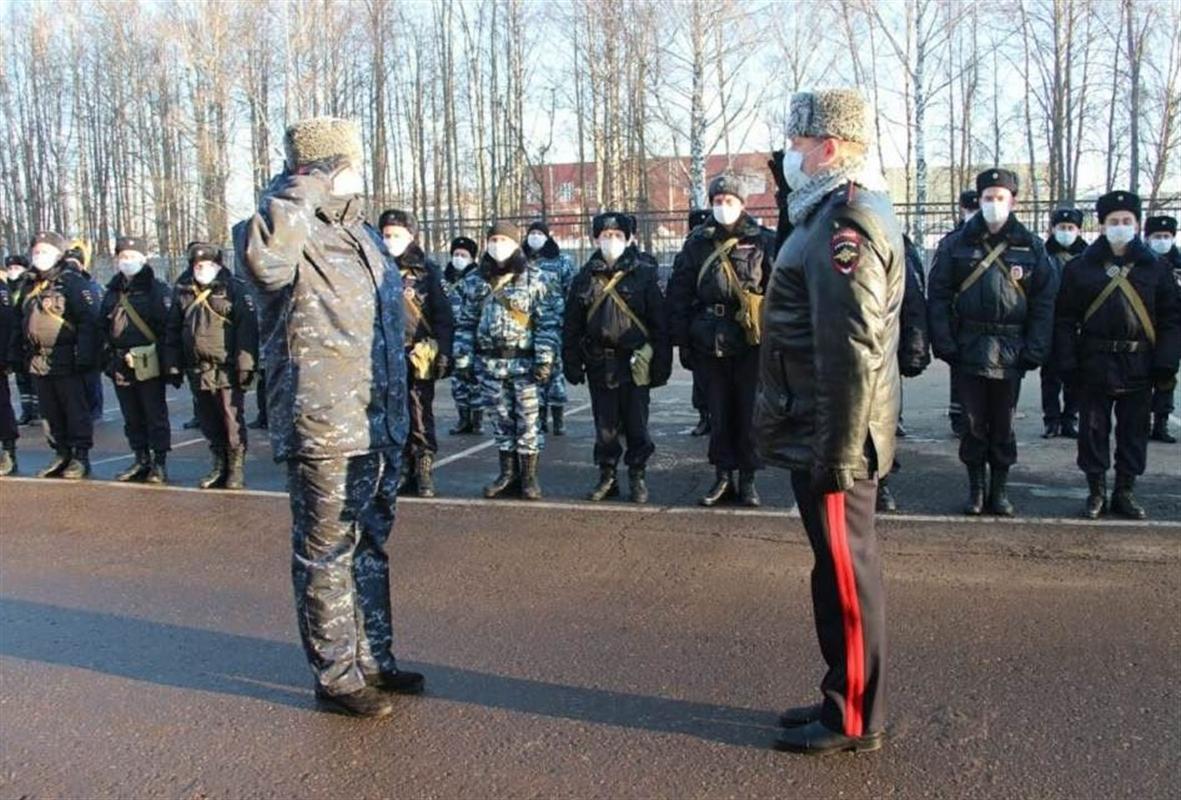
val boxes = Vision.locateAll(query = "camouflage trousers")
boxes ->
[287,450,401,695]
[539,358,568,407]
[481,373,544,454]
[450,363,483,409]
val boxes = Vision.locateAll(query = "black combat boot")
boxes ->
[628,466,649,504]
[223,447,245,490]
[198,447,227,489]
[519,453,542,500]
[587,465,619,501]
[1042,421,1060,439]
[37,448,71,478]
[313,686,394,718]
[738,470,761,507]
[1084,473,1106,519]
[773,720,884,755]
[778,701,824,729]
[60,448,91,480]
[539,405,549,433]
[484,450,519,498]
[876,476,897,513]
[247,415,268,430]
[449,407,472,435]
[691,411,710,437]
[1110,472,1147,519]
[988,466,1014,517]
[700,468,733,507]
[0,440,16,476]
[1059,418,1079,439]
[551,405,566,436]
[950,414,966,438]
[415,453,436,498]
[182,416,200,430]
[470,408,484,435]
[1151,413,1177,444]
[115,449,151,482]
[144,450,168,484]
[963,464,986,516]
[365,668,426,694]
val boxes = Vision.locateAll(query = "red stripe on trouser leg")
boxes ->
[825,491,865,737]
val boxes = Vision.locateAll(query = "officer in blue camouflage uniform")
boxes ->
[244,116,420,718]
[443,236,483,435]
[524,220,576,436]
[454,221,563,501]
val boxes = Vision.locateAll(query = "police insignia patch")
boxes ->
[831,229,861,274]
[1106,265,1121,278]
[1010,265,1024,281]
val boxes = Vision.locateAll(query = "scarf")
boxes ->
[787,153,888,225]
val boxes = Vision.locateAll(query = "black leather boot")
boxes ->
[365,669,425,695]
[1084,473,1106,519]
[144,451,168,485]
[628,466,649,504]
[551,405,565,436]
[988,466,1014,517]
[313,686,394,718]
[1151,413,1177,443]
[519,452,542,500]
[115,449,151,482]
[60,448,91,480]
[0,440,16,476]
[778,702,823,729]
[876,477,897,513]
[700,469,733,507]
[738,470,761,507]
[1042,421,1060,439]
[198,447,227,489]
[449,407,472,435]
[415,453,436,498]
[1059,418,1078,439]
[223,447,245,490]
[587,465,619,501]
[1110,473,1147,519]
[773,720,884,755]
[182,416,200,430]
[964,464,986,516]
[691,411,710,437]
[470,409,484,435]
[484,451,519,498]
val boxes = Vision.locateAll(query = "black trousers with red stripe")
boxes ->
[791,470,886,737]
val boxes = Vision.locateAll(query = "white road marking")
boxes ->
[433,401,593,469]
[90,438,207,466]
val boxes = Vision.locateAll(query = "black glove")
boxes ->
[769,149,789,206]
[434,353,452,379]
[679,347,695,371]
[168,369,184,389]
[564,363,585,386]
[810,466,856,497]
[533,360,553,384]
[1152,368,1177,391]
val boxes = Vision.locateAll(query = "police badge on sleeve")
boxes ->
[831,229,861,275]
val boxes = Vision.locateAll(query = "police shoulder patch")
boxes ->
[831,228,861,275]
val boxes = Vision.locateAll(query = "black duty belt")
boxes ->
[1082,338,1147,354]
[702,303,732,318]
[476,347,535,359]
[960,320,1023,335]
[586,345,631,360]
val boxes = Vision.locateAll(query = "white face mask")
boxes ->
[980,200,1010,227]
[599,237,627,263]
[1149,236,1174,255]
[1105,225,1136,247]
[1054,229,1078,248]
[31,252,59,272]
[118,257,146,278]
[193,263,220,285]
[782,147,811,190]
[331,168,364,197]
[712,202,742,227]
[486,240,517,263]
[526,232,547,251]
[384,236,412,258]
[452,254,472,270]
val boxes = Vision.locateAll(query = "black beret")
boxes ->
[592,212,634,239]
[486,220,521,242]
[708,173,745,202]
[186,242,223,265]
[1050,208,1083,227]
[450,236,478,258]
[527,220,550,237]
[378,209,419,236]
[975,169,1019,196]
[1095,190,1142,223]
[115,236,149,255]
[5,254,29,268]
[31,230,68,252]
[959,190,979,210]
[687,209,711,230]
[1144,215,1177,236]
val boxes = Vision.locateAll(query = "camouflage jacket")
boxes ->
[525,237,577,301]
[243,171,408,461]
[453,250,563,379]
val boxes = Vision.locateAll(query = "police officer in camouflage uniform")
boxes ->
[245,116,419,718]
[1145,215,1180,443]
[100,236,172,483]
[524,220,576,436]
[1041,208,1087,439]
[5,255,39,426]
[454,221,563,501]
[14,231,101,480]
[165,243,259,490]
[443,236,483,435]
[379,209,454,498]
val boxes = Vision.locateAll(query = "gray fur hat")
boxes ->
[284,116,363,171]
[786,89,872,145]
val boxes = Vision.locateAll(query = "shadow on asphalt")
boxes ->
[0,597,778,748]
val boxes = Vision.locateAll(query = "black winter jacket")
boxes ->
[165,267,259,391]
[927,213,1058,379]
[15,262,101,377]
[396,243,454,359]
[899,235,931,377]
[99,266,171,386]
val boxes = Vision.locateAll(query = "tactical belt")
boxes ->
[476,347,535,359]
[955,241,1019,300]
[1082,263,1156,346]
[960,320,1023,335]
[1082,337,1147,354]
[586,345,631,360]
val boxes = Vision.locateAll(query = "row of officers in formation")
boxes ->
[0,171,1178,520]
